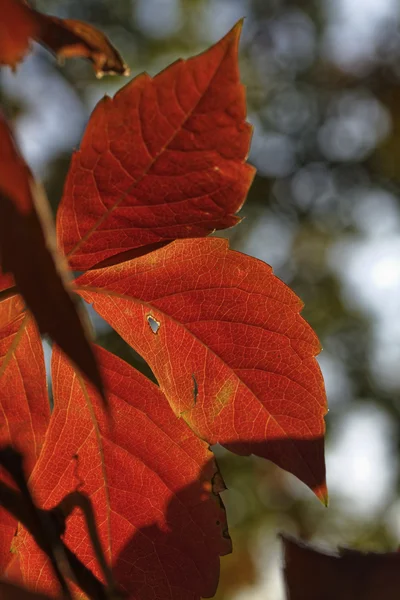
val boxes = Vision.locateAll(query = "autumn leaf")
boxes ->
[0,317,48,478]
[0,20,331,599]
[0,0,128,76]
[282,535,400,600]
[57,21,255,270]
[13,346,231,599]
[0,315,49,571]
[76,237,327,501]
[0,0,38,69]
[33,11,129,77]
[0,273,22,329]
[0,447,112,599]
[0,580,53,600]
[0,113,104,400]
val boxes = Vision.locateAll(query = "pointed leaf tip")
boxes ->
[213,18,244,54]
[316,484,329,507]
[231,18,245,38]
[58,21,254,269]
[76,237,327,498]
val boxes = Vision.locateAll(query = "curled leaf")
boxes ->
[33,12,129,77]
[0,0,128,76]
[0,0,38,68]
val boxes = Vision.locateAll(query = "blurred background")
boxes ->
[2,0,400,597]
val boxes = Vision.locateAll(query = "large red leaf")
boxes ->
[0,315,49,571]
[14,346,231,599]
[76,237,328,501]
[0,113,104,400]
[57,22,255,270]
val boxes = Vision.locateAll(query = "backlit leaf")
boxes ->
[14,346,231,599]
[0,114,104,401]
[0,315,49,571]
[0,273,22,330]
[0,20,331,598]
[76,237,327,501]
[57,21,255,270]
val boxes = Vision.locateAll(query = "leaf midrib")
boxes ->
[66,41,234,263]
[76,284,324,491]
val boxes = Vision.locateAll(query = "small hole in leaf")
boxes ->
[147,315,160,334]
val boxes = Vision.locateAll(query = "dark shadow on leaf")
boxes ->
[0,189,105,405]
[112,436,325,600]
[224,436,327,504]
[112,457,229,600]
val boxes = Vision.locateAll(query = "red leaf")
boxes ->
[33,11,129,77]
[0,315,49,571]
[0,114,105,401]
[76,237,328,501]
[283,535,400,600]
[0,580,53,600]
[57,22,255,270]
[0,0,128,76]
[14,346,231,599]
[0,273,22,330]
[0,0,38,69]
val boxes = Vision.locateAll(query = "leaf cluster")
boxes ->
[0,2,328,598]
